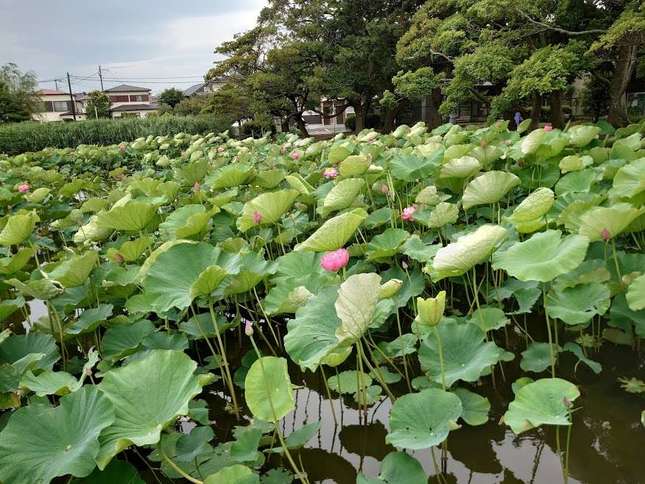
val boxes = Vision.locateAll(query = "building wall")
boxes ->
[108,92,151,108]
[112,109,157,118]
[33,94,83,122]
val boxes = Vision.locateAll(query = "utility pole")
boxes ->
[98,65,104,91]
[66,72,77,121]
[54,79,59,91]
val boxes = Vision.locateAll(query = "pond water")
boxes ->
[203,341,644,484]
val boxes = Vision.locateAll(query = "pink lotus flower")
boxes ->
[543,123,553,132]
[401,205,416,221]
[217,146,226,153]
[192,181,201,193]
[290,151,301,160]
[601,228,611,241]
[320,248,350,272]
[18,183,30,193]
[244,320,254,336]
[253,211,263,224]
[323,167,338,179]
[118,143,127,153]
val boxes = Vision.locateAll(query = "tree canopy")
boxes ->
[158,88,185,109]
[208,0,644,132]
[84,91,111,119]
[0,63,39,124]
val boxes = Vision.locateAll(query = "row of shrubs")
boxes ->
[0,115,232,155]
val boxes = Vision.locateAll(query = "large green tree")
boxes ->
[0,63,39,123]
[158,88,185,109]
[84,90,111,119]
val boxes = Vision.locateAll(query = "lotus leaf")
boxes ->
[546,282,610,326]
[453,388,490,426]
[502,378,579,434]
[339,154,370,177]
[626,273,645,311]
[366,228,409,260]
[509,187,554,223]
[520,343,561,373]
[0,386,114,484]
[492,230,589,282]
[439,155,481,178]
[204,465,259,484]
[418,322,513,386]
[609,158,645,201]
[0,211,39,246]
[244,356,294,423]
[46,250,98,288]
[335,273,382,343]
[386,388,462,449]
[97,201,157,232]
[429,224,507,281]
[578,203,644,241]
[96,349,212,468]
[462,171,520,210]
[427,202,459,228]
[320,178,365,216]
[237,189,299,232]
[295,208,367,252]
[357,451,426,484]
[159,204,211,240]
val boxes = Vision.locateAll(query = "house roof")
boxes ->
[183,82,206,96]
[37,89,68,96]
[110,103,159,112]
[104,84,151,93]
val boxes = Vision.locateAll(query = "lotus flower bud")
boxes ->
[416,291,446,327]
[320,248,350,272]
[193,181,201,193]
[379,279,402,298]
[18,183,30,193]
[290,150,302,160]
[543,123,553,132]
[253,211,263,225]
[244,320,254,336]
[600,228,611,241]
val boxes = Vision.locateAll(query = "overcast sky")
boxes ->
[0,0,264,94]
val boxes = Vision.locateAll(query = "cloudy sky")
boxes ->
[0,0,265,94]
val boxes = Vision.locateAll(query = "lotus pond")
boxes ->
[0,121,643,484]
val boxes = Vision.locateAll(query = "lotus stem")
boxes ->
[358,338,396,401]
[543,288,556,378]
[610,238,622,282]
[433,326,446,391]
[319,366,338,426]
[158,445,203,484]
[252,287,281,350]
[208,299,239,418]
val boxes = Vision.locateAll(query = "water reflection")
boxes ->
[265,344,645,484]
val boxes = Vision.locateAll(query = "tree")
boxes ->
[202,83,253,127]
[0,63,39,123]
[158,88,185,108]
[173,95,211,116]
[84,90,111,119]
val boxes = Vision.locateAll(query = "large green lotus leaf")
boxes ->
[462,171,520,210]
[263,281,313,315]
[77,460,144,484]
[0,332,59,370]
[97,201,157,232]
[0,247,34,275]
[339,154,370,177]
[627,273,645,311]
[328,141,354,164]
[320,178,365,216]
[204,464,259,484]
[578,203,644,241]
[207,163,253,189]
[253,168,286,189]
[427,202,459,228]
[74,215,114,244]
[562,342,602,374]
[520,342,560,373]
[140,242,230,313]
[174,159,209,186]
[221,251,271,296]
[469,306,509,332]
[294,208,367,252]
[608,293,645,339]
[366,228,409,261]
[335,273,382,343]
[439,156,481,179]
[159,204,211,240]
[401,235,441,263]
[502,378,580,434]
[285,173,315,196]
[567,125,600,147]
[520,128,546,154]
[96,350,212,469]
[285,286,350,371]
[609,158,645,201]
[429,224,507,281]
[418,322,513,387]
[237,189,299,232]
[492,230,589,282]
[6,277,63,300]
[554,168,599,196]
[545,282,610,326]
[389,150,443,182]
[453,388,490,426]
[102,320,155,360]
[45,250,99,288]
[471,144,503,167]
[20,369,80,396]
[66,304,114,335]
[357,451,427,484]
[556,193,604,232]
[191,265,229,299]
[0,386,115,484]
[0,211,39,246]
[244,356,294,423]
[509,187,554,223]
[0,297,24,324]
[559,155,593,174]
[327,370,373,394]
[386,388,462,449]
[107,236,152,263]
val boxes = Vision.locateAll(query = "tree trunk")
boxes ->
[550,91,564,129]
[425,88,443,129]
[383,106,398,133]
[281,117,290,133]
[295,113,309,137]
[607,44,638,127]
[353,102,365,132]
[530,94,542,129]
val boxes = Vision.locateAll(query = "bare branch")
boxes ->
[516,10,607,36]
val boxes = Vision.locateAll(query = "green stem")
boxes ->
[208,299,239,418]
[433,326,446,391]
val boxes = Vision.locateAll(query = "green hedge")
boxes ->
[0,115,231,155]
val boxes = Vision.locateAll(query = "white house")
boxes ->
[33,89,85,122]
[104,84,159,118]
[183,78,227,97]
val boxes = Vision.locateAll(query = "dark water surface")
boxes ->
[205,341,644,484]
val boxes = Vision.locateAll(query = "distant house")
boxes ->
[104,84,159,118]
[183,78,226,97]
[33,89,85,122]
